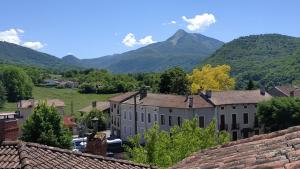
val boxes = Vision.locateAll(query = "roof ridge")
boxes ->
[17,141,32,169]
[24,142,156,168]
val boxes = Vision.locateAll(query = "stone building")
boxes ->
[109,89,272,141]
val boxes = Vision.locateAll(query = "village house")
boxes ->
[17,99,65,134]
[200,89,272,140]
[78,101,111,129]
[268,84,300,97]
[109,88,272,141]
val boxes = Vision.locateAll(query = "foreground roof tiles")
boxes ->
[0,141,154,169]
[171,125,300,169]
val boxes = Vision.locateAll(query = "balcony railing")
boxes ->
[231,123,240,130]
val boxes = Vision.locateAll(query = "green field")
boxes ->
[0,87,116,114]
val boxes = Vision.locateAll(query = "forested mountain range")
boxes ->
[202,34,300,88]
[0,29,224,72]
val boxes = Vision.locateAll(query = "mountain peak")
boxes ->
[168,29,189,46]
[62,55,79,60]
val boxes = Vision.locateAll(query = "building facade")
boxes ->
[109,89,272,141]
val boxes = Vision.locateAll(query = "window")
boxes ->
[232,106,236,109]
[160,115,165,125]
[243,113,248,124]
[111,117,113,124]
[141,113,144,122]
[154,114,158,121]
[129,112,132,120]
[244,105,247,109]
[169,116,172,126]
[177,116,182,126]
[148,113,151,123]
[114,104,116,108]
[117,118,119,127]
[169,109,173,113]
[221,107,224,110]
[199,116,205,128]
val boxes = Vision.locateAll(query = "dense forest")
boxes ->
[202,34,300,89]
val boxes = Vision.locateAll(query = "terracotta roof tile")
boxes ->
[109,92,139,103]
[171,126,300,169]
[124,93,213,109]
[18,99,65,109]
[276,85,300,97]
[204,89,272,105]
[78,101,110,113]
[0,141,156,169]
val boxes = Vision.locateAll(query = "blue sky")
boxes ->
[0,0,299,59]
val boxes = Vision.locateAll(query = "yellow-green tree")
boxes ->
[188,64,235,94]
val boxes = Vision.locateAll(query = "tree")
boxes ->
[0,82,6,108]
[257,97,300,132]
[1,66,33,102]
[125,119,229,168]
[246,80,255,90]
[82,109,108,131]
[22,101,72,149]
[159,67,189,95]
[188,64,235,94]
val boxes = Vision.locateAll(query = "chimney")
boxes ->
[205,90,212,98]
[188,96,193,108]
[290,91,295,97]
[139,86,148,100]
[92,101,97,108]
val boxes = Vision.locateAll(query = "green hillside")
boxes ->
[202,34,300,88]
[0,41,82,71]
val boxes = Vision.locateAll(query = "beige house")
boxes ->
[109,88,272,142]
[17,99,65,134]
[200,89,272,140]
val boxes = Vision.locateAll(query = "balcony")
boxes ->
[219,124,228,131]
[231,123,240,130]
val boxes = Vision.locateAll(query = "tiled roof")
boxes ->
[78,101,110,113]
[0,141,155,169]
[18,99,65,109]
[108,92,139,103]
[171,125,300,169]
[204,89,272,106]
[276,85,300,97]
[123,93,213,109]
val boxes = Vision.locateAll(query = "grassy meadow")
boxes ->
[0,86,117,115]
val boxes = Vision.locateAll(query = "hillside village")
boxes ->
[1,1,300,168]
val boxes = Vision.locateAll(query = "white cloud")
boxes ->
[0,28,44,50]
[122,33,138,47]
[0,29,22,44]
[122,33,155,47]
[22,41,44,50]
[171,21,176,24]
[139,36,155,45]
[162,20,177,26]
[182,13,216,31]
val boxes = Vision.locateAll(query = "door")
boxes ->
[232,131,237,141]
[220,114,225,130]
